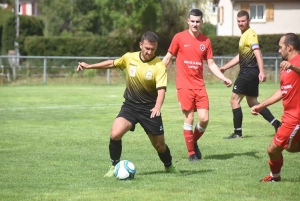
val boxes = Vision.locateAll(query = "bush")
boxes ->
[0,8,13,54]
[1,14,44,55]
[22,33,300,57]
[24,36,128,56]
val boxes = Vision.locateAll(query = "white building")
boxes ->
[217,0,300,36]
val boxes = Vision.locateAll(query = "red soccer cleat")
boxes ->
[260,175,281,182]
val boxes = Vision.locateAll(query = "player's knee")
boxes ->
[200,117,209,125]
[110,130,123,140]
[153,142,166,153]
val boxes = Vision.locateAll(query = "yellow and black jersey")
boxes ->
[239,28,260,68]
[114,52,167,104]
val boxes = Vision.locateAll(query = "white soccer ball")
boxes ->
[114,160,136,180]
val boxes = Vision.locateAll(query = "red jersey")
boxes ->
[280,54,300,125]
[168,30,213,89]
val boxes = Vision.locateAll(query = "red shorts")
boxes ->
[177,88,209,111]
[273,123,300,149]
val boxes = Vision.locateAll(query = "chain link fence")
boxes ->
[0,55,281,85]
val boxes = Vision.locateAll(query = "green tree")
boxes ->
[95,0,163,51]
[38,0,101,37]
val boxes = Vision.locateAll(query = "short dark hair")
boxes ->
[188,9,203,19]
[283,33,300,51]
[141,31,159,43]
[237,10,250,19]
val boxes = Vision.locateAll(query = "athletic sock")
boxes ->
[109,138,122,166]
[194,123,205,142]
[271,119,281,129]
[158,145,172,167]
[233,107,243,134]
[269,154,283,178]
[183,123,195,156]
[259,108,276,123]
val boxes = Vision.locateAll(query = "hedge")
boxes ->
[1,14,44,55]
[25,34,299,57]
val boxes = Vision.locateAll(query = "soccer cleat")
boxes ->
[194,143,202,159]
[104,166,115,177]
[165,165,179,173]
[260,175,281,182]
[189,154,200,162]
[223,133,243,139]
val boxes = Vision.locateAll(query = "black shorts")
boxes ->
[116,100,164,135]
[232,67,259,97]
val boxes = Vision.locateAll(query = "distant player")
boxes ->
[221,10,281,139]
[252,33,300,182]
[163,9,232,162]
[77,31,178,177]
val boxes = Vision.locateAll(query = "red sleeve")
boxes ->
[168,34,180,56]
[205,39,214,60]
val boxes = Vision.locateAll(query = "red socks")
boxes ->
[269,155,283,178]
[193,127,204,142]
[183,129,195,156]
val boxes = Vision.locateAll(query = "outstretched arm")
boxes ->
[251,89,282,115]
[77,60,115,71]
[207,59,232,87]
[220,54,239,73]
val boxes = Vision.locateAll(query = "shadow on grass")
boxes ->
[204,151,259,160]
[138,169,214,176]
[283,178,300,182]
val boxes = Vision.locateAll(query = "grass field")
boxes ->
[0,83,299,201]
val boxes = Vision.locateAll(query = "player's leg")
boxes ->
[104,104,136,177]
[143,113,178,173]
[194,108,209,159]
[148,134,178,173]
[177,89,198,161]
[260,124,299,182]
[260,139,284,182]
[183,110,199,161]
[104,117,133,177]
[224,91,244,139]
[246,96,281,133]
[193,88,209,159]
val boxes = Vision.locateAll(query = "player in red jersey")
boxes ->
[251,33,300,182]
[163,9,232,162]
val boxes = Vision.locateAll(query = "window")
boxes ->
[250,4,265,21]
[210,1,219,13]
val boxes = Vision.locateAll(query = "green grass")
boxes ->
[0,83,299,201]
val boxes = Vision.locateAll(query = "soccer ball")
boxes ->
[114,160,136,180]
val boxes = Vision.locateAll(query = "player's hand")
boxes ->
[220,67,226,73]
[77,62,89,71]
[280,61,293,71]
[150,107,161,118]
[251,105,261,115]
[258,72,266,83]
[223,78,232,87]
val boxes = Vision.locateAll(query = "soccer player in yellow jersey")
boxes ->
[220,10,281,139]
[77,31,178,177]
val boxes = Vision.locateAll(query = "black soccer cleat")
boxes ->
[223,133,243,139]
[194,143,202,159]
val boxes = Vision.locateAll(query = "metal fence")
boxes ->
[0,55,282,84]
